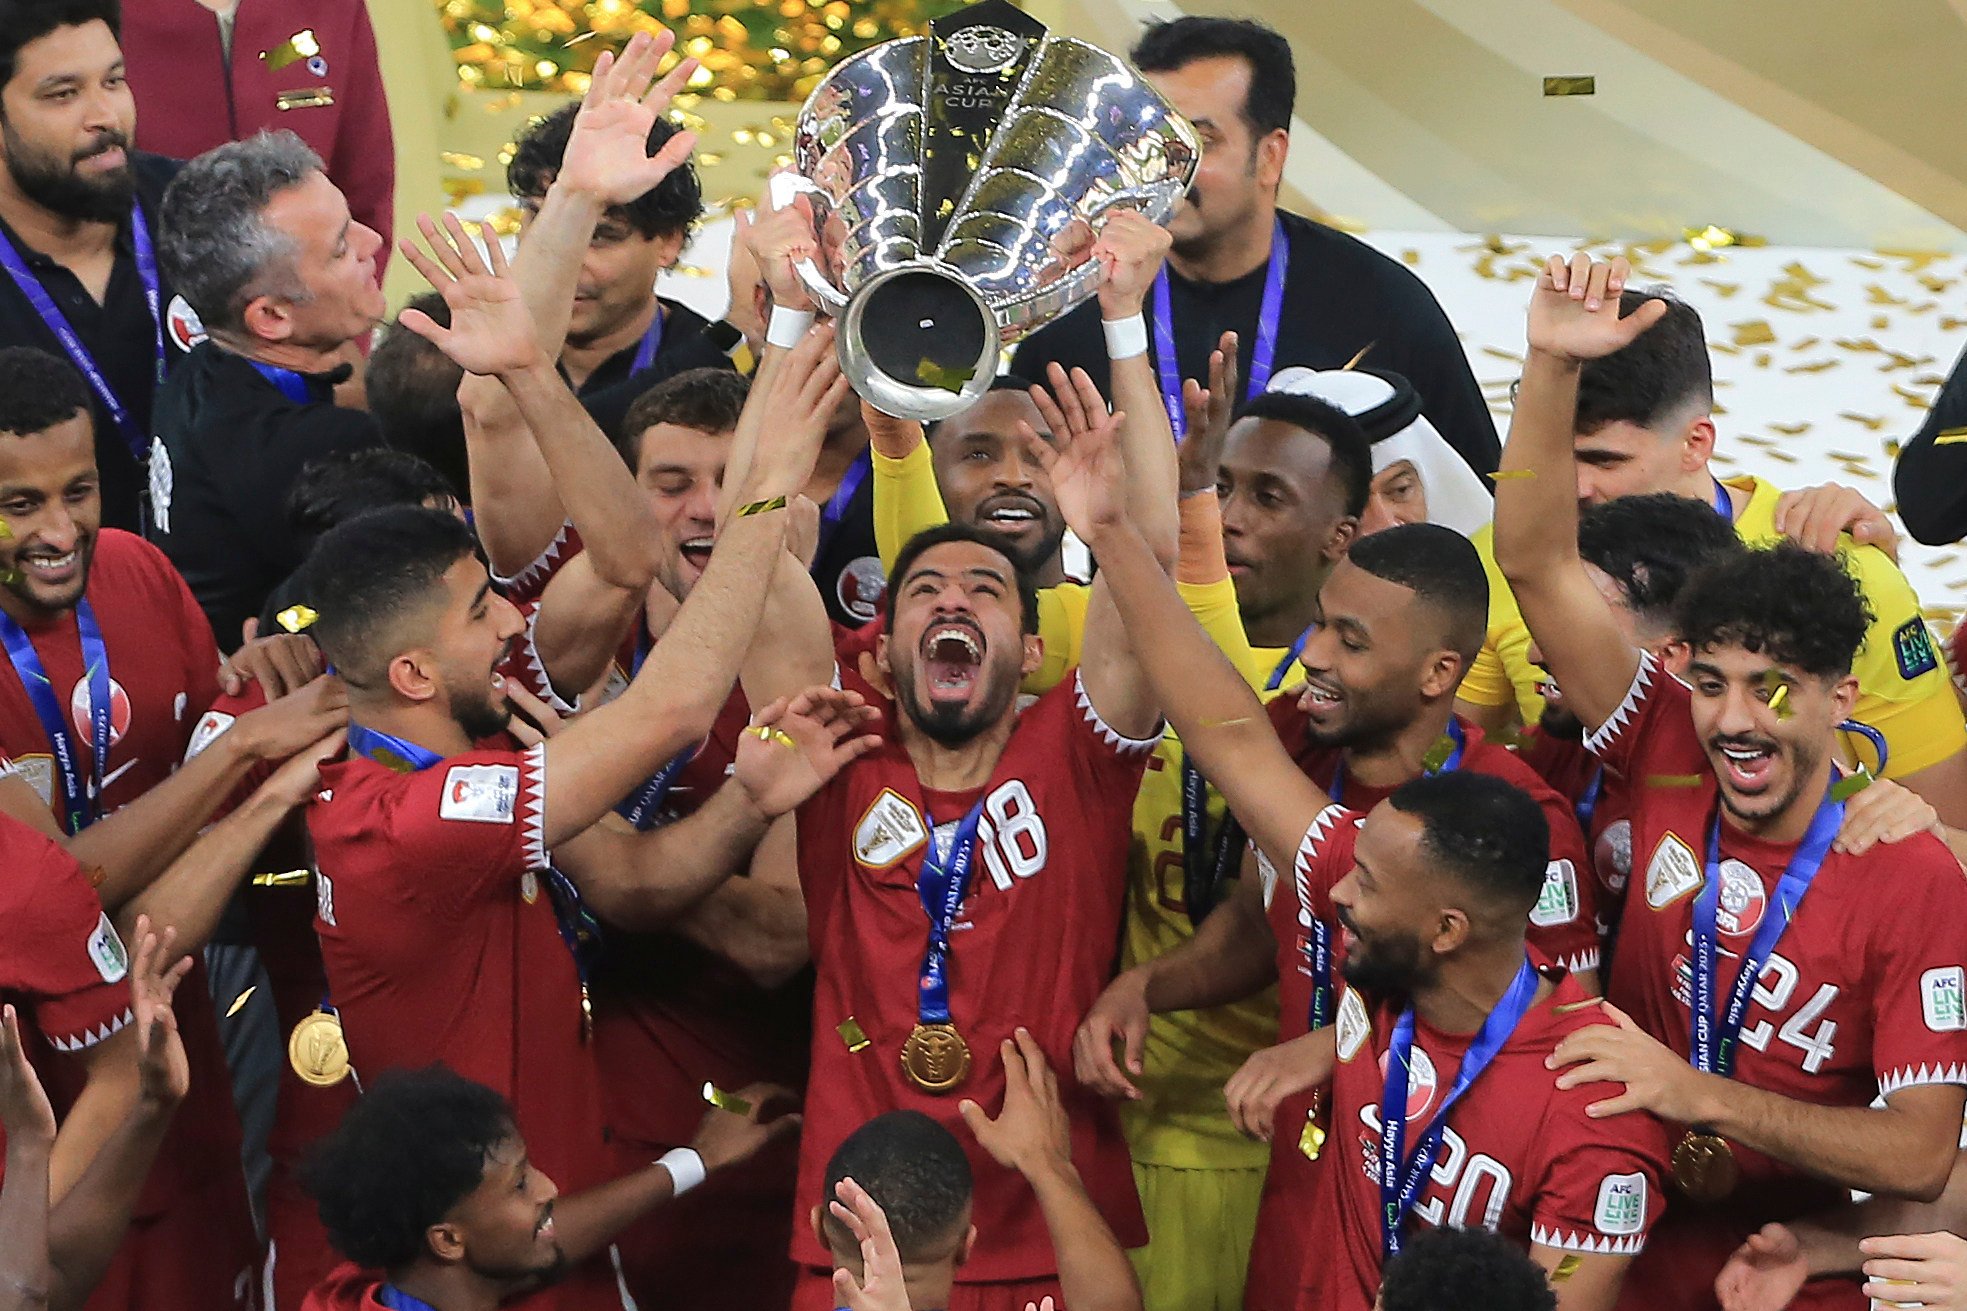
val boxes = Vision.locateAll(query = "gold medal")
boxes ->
[288,1009,350,1088]
[1671,1129,1738,1201]
[900,1022,972,1093]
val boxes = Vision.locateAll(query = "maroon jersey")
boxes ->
[0,806,132,1062]
[299,1265,387,1311]
[1515,724,1637,937]
[307,741,623,1311]
[495,520,584,609]
[793,670,1155,1281]
[1296,971,1671,1311]
[1266,702,1602,976]
[1586,651,1967,1311]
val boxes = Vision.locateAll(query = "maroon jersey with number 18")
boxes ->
[1587,652,1967,1311]
[793,669,1155,1282]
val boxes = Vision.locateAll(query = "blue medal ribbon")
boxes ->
[614,628,695,830]
[1303,918,1333,1032]
[0,601,111,835]
[1575,766,1604,834]
[1328,717,1467,805]
[377,1287,441,1311]
[631,303,666,374]
[1690,785,1840,1077]
[1152,217,1289,440]
[817,448,872,558]
[1836,718,1888,778]
[1378,956,1541,1258]
[1266,624,1314,693]
[916,801,986,1027]
[1711,476,1733,520]
[347,722,605,992]
[0,204,163,462]
[248,360,313,405]
[1177,753,1245,924]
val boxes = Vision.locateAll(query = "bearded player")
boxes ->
[1027,384,1669,1310]
[1493,253,1967,1311]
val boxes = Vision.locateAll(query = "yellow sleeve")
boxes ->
[872,442,948,572]
[1459,527,1544,723]
[1178,575,1272,691]
[1840,544,1967,777]
[1023,581,1090,695]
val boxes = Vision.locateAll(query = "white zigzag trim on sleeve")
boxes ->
[1293,804,1348,921]
[1878,1062,1967,1097]
[521,742,549,871]
[1562,946,1603,974]
[1530,1224,1645,1256]
[492,520,574,596]
[1072,671,1161,756]
[1583,651,1657,760]
[47,1006,134,1052]
[517,603,577,715]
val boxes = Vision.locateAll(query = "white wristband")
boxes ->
[657,1147,706,1196]
[766,306,816,350]
[1102,313,1148,360]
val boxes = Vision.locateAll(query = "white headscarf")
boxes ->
[1266,366,1493,538]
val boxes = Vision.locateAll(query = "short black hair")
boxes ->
[821,1111,973,1264]
[507,103,704,241]
[1379,1225,1557,1311]
[1234,390,1374,518]
[617,367,750,468]
[1130,17,1294,138]
[1577,493,1745,631]
[301,1066,517,1271]
[923,373,1039,443]
[1388,772,1552,920]
[289,506,480,687]
[0,347,89,437]
[1673,541,1872,680]
[886,523,1038,636]
[0,0,119,95]
[368,294,469,500]
[288,448,460,555]
[1575,290,1713,436]
[1344,523,1488,665]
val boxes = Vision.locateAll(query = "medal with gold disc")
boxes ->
[1678,795,1838,1199]
[288,1006,351,1088]
[902,798,986,1094]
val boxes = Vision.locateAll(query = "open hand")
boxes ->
[1072,968,1151,1100]
[0,1002,55,1146]
[828,1177,913,1311]
[130,916,195,1109]
[1020,364,1127,542]
[398,213,542,378]
[742,321,846,500]
[959,1028,1074,1181]
[1224,1029,1335,1142]
[1775,482,1900,562]
[1715,1224,1810,1311]
[1177,331,1239,495]
[236,672,349,763]
[688,1081,801,1171]
[1527,254,1667,364]
[555,29,700,206]
[734,686,882,817]
[1833,775,1942,855]
[1548,999,1705,1122]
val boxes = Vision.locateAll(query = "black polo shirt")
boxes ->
[0,152,192,532]
[149,342,382,651]
[1009,208,1500,478]
[569,298,731,441]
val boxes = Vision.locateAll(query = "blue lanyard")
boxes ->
[1379,956,1541,1258]
[0,204,163,462]
[614,627,695,829]
[249,360,313,405]
[817,448,872,558]
[377,1287,440,1311]
[916,801,985,1026]
[0,602,110,835]
[1302,917,1332,1032]
[1711,477,1733,520]
[1575,766,1604,834]
[1153,217,1288,440]
[631,303,666,374]
[1328,718,1466,804]
[1690,786,1840,1077]
[347,723,604,987]
[1837,719,1888,778]
[1266,625,1314,693]
[1178,753,1245,924]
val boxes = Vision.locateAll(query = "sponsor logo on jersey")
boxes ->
[439,764,518,824]
[836,555,888,625]
[69,675,132,748]
[185,710,236,761]
[1922,966,1966,1033]
[1336,986,1369,1063]
[1530,859,1579,927]
[1713,859,1767,937]
[1645,831,1702,909]
[1894,618,1940,681]
[87,912,127,983]
[164,294,207,352]
[854,788,927,869]
[1594,1172,1647,1236]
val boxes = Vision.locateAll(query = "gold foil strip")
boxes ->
[260,29,320,72]
[1542,76,1595,96]
[226,987,257,1018]
[837,1017,871,1052]
[276,88,335,112]
[701,1082,754,1115]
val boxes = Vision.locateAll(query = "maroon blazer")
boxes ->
[122,0,395,267]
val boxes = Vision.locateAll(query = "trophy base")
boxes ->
[839,264,1002,422]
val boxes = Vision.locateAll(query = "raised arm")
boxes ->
[1490,255,1667,735]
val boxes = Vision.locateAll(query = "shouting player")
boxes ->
[1492,253,1967,1311]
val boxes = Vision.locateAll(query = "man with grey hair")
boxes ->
[149,128,384,651]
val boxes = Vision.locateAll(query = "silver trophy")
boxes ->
[775,0,1199,420]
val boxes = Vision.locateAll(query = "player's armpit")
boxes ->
[1531,1244,1636,1311]
[533,556,646,702]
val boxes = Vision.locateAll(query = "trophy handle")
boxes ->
[765,171,851,317]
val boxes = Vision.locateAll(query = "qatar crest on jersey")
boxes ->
[1644,831,1702,908]
[855,787,927,869]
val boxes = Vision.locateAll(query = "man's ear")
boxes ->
[240,293,296,346]
[426,1220,467,1263]
[386,647,442,705]
[1021,633,1044,677]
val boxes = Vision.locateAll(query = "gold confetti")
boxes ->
[1763,673,1793,719]
[251,870,311,887]
[275,89,334,111]
[0,519,10,540]
[1730,320,1777,348]
[1298,1119,1327,1159]
[1840,413,1887,431]
[276,605,318,634]
[1784,360,1839,374]
[259,29,320,72]
[1199,716,1255,729]
[1935,428,1967,447]
[438,151,485,171]
[1481,346,1525,363]
[1791,336,1820,351]
[1866,284,1908,306]
[226,987,257,1018]
[1769,422,1811,436]
[1830,768,1874,802]
[836,1017,871,1052]
[1646,774,1706,788]
[1753,351,1771,369]
[1871,315,1891,331]
[1876,248,1947,272]
[1543,75,1596,96]
[701,1082,754,1115]
[1552,1255,1584,1283]
[1401,249,1420,266]
[1763,449,1797,463]
[1488,469,1537,481]
[1700,280,1740,298]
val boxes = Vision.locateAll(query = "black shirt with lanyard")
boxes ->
[0,152,191,533]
